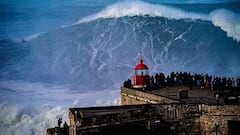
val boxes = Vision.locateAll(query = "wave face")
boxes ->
[1,1,240,134]
[1,15,240,90]
[77,1,240,42]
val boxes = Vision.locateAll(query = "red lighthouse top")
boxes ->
[135,54,148,70]
[133,54,148,88]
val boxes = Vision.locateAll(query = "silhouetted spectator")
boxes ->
[63,121,69,135]
[155,73,159,87]
[64,121,68,128]
[215,93,220,105]
[58,118,62,128]
[150,76,154,86]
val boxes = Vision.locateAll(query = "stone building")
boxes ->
[46,56,240,135]
[120,86,240,135]
[46,85,240,135]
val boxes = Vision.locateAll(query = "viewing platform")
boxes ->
[122,53,240,105]
[121,86,223,105]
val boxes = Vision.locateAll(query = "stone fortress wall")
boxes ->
[121,87,180,105]
[121,87,240,135]
[200,105,240,135]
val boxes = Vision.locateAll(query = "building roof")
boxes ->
[135,57,148,70]
[135,63,148,70]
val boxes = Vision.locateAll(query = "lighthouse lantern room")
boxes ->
[133,54,149,88]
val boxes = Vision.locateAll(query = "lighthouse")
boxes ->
[133,54,149,88]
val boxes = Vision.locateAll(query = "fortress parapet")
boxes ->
[65,103,240,135]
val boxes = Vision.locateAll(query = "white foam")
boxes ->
[0,103,67,135]
[0,80,120,135]
[77,1,209,23]
[23,32,43,41]
[210,9,240,42]
[76,1,240,42]
[13,33,43,43]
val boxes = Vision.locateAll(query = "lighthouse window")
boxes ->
[136,69,148,75]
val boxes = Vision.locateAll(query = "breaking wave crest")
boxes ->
[210,9,240,42]
[1,1,240,135]
[77,1,209,23]
[0,80,120,135]
[77,1,240,42]
[0,103,67,135]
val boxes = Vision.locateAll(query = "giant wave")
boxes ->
[1,13,240,89]
[1,1,240,135]
[77,1,240,42]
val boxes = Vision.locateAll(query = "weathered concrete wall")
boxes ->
[121,87,179,105]
[121,87,240,135]
[200,105,240,135]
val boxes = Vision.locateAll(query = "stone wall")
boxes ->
[121,87,179,105]
[200,105,240,135]
[155,104,201,134]
[121,87,240,135]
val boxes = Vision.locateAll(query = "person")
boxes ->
[22,38,24,43]
[205,80,209,89]
[215,93,220,105]
[63,121,68,128]
[58,118,62,128]
[63,121,69,135]
[127,78,132,88]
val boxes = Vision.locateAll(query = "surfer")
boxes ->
[22,38,25,43]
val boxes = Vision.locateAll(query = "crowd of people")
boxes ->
[124,71,240,91]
